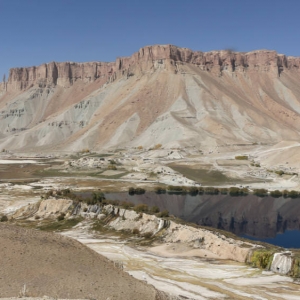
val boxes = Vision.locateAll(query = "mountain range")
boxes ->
[0,44,300,152]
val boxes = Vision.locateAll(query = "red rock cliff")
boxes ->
[5,45,300,91]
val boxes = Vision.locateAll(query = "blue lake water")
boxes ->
[104,192,300,249]
[243,230,300,249]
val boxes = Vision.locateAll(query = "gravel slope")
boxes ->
[0,223,163,299]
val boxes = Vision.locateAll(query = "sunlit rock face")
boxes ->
[1,45,300,151]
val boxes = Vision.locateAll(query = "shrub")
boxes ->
[34,215,40,220]
[121,201,134,209]
[128,187,135,195]
[220,188,228,194]
[153,143,162,149]
[142,232,153,239]
[167,185,186,194]
[253,189,268,197]
[241,187,249,195]
[151,206,160,213]
[0,215,8,222]
[275,170,285,176]
[57,213,66,221]
[188,186,198,196]
[270,190,283,198]
[92,191,105,203]
[134,204,148,213]
[235,155,248,160]
[61,188,71,196]
[204,187,219,195]
[109,199,120,206]
[158,210,169,218]
[283,190,289,198]
[229,187,241,196]
[154,186,166,194]
[132,228,140,235]
[198,187,204,194]
[128,187,145,195]
[251,250,274,269]
[44,189,54,199]
[107,164,117,170]
[135,188,146,195]
[288,190,299,198]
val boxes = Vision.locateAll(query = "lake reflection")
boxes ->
[105,192,300,248]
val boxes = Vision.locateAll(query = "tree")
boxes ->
[2,74,5,83]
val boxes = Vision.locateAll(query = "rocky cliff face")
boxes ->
[5,45,300,92]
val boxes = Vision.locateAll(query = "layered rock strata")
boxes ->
[5,45,300,92]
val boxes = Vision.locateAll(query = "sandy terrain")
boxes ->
[0,223,163,299]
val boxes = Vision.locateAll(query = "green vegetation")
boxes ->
[220,188,228,195]
[151,206,160,213]
[37,217,83,232]
[267,169,298,177]
[253,189,268,197]
[188,186,198,196]
[275,170,285,176]
[132,228,140,235]
[270,190,283,198]
[134,204,149,213]
[107,164,117,170]
[142,232,153,239]
[120,201,134,209]
[158,210,169,218]
[290,257,300,277]
[150,143,162,150]
[204,187,219,195]
[287,190,299,198]
[128,187,146,195]
[229,187,249,196]
[0,215,8,222]
[167,185,187,193]
[235,155,248,160]
[168,164,247,185]
[154,186,166,194]
[250,249,274,269]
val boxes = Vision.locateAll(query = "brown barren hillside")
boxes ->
[0,223,166,299]
[0,45,300,151]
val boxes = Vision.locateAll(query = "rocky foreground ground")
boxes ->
[0,223,174,300]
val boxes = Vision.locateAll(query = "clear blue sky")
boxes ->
[0,0,300,78]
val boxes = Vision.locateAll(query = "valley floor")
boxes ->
[1,148,300,300]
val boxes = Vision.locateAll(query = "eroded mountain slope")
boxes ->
[0,45,300,152]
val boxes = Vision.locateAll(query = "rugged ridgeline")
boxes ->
[12,198,300,277]
[1,45,300,151]
[4,45,300,91]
